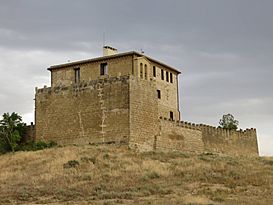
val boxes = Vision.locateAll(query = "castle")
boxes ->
[33,46,259,155]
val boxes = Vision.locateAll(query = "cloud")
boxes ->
[0,46,98,115]
[0,0,272,155]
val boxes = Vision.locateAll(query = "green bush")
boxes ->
[0,138,9,154]
[16,141,57,152]
[0,112,26,153]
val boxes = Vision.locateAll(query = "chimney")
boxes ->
[103,46,118,56]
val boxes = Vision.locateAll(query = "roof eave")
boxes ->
[143,55,181,74]
[47,51,181,74]
[48,51,139,71]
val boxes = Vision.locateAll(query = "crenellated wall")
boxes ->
[152,118,258,155]
[22,123,36,143]
[35,76,131,145]
[198,124,259,156]
[33,50,260,155]
[156,117,204,152]
[34,75,259,156]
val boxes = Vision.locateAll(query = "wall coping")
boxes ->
[159,116,256,133]
[36,75,131,94]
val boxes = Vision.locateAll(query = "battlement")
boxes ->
[34,49,258,156]
[35,75,132,146]
[198,123,256,133]
[36,86,51,94]
[158,117,258,155]
[157,117,204,152]
[159,116,257,136]
[159,117,201,130]
[36,75,131,95]
[198,123,258,156]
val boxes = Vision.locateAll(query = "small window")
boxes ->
[170,111,174,120]
[100,63,108,75]
[161,69,164,80]
[157,90,161,99]
[153,66,156,77]
[166,71,169,82]
[144,64,147,79]
[170,73,173,83]
[74,68,80,83]
[140,63,143,78]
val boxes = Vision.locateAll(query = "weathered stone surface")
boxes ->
[199,124,259,156]
[34,51,259,156]
[36,76,130,145]
[156,119,204,153]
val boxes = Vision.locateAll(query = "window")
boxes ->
[170,73,173,83]
[161,69,164,80]
[74,68,80,83]
[153,66,156,77]
[170,111,174,120]
[144,64,147,79]
[166,71,169,82]
[100,63,108,75]
[140,63,143,78]
[157,90,161,99]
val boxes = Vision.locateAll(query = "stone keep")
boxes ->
[35,46,259,155]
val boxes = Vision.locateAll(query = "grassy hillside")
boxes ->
[0,145,272,205]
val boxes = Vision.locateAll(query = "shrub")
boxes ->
[63,160,80,169]
[0,112,26,153]
[141,171,160,181]
[16,140,57,152]
[0,139,9,154]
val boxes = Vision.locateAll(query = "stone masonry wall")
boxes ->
[35,69,259,156]
[35,76,130,145]
[133,56,180,121]
[129,76,159,151]
[51,55,133,87]
[22,123,35,143]
[156,118,204,153]
[199,124,259,156]
[155,65,180,121]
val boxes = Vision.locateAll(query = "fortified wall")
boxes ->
[35,75,206,153]
[35,76,131,145]
[33,48,259,156]
[129,76,159,151]
[35,75,258,156]
[156,118,204,153]
[22,123,35,143]
[199,124,258,156]
[151,118,258,156]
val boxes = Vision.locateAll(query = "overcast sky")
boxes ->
[0,0,272,155]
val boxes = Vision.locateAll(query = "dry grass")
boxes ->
[0,145,273,205]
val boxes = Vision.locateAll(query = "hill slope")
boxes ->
[0,145,272,205]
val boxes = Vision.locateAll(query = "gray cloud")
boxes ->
[0,0,272,155]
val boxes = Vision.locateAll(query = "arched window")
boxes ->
[144,64,147,79]
[140,63,143,78]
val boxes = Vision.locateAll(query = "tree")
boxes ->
[0,112,26,153]
[219,113,239,130]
